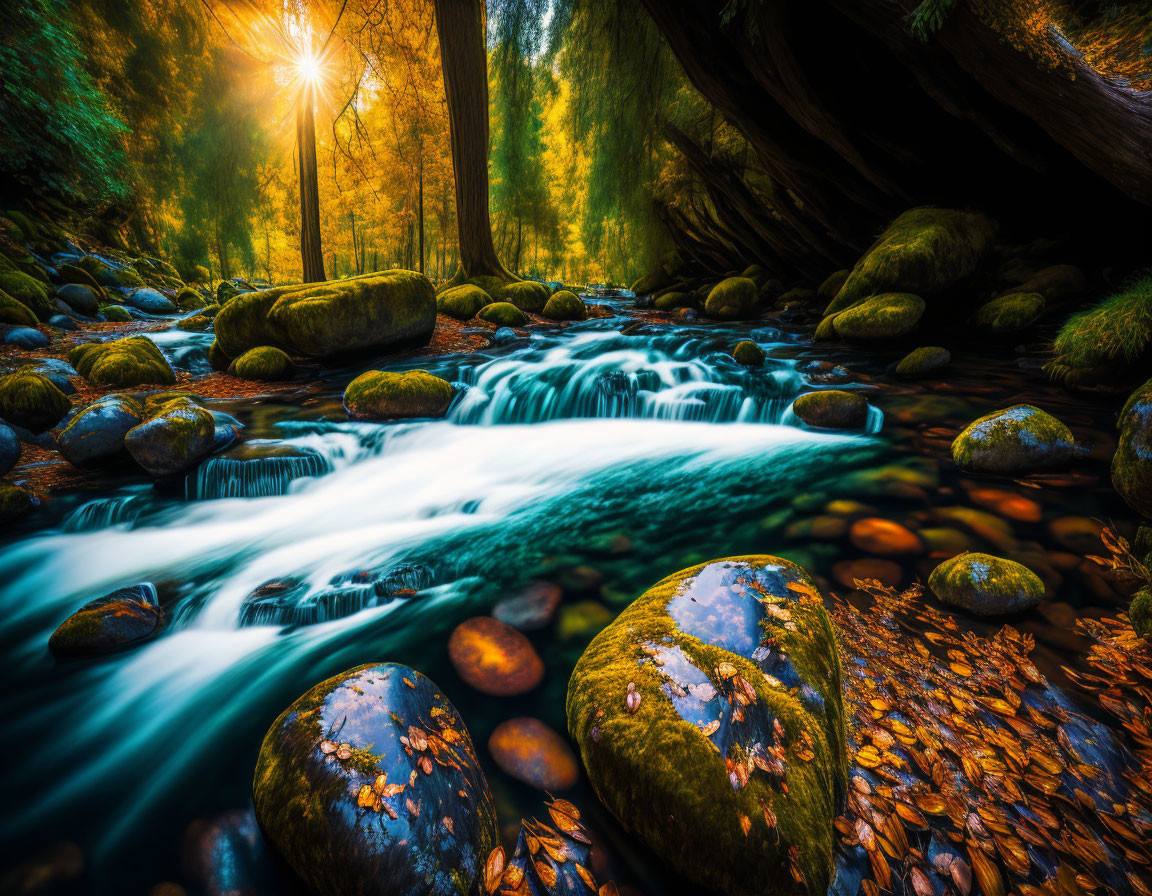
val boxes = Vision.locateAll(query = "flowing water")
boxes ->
[0,310,1138,894]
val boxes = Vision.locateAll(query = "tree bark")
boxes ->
[297,82,326,283]
[417,145,425,274]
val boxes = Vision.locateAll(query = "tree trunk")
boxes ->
[297,82,326,283]
[417,144,425,274]
[350,211,359,275]
[434,0,514,284]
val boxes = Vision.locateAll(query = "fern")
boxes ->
[907,0,958,41]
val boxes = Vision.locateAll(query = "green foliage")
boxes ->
[907,0,958,40]
[1047,275,1152,382]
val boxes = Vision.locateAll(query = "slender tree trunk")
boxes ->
[417,146,425,275]
[434,0,513,283]
[514,213,522,273]
[350,211,359,275]
[297,82,326,283]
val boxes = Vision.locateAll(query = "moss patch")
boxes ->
[975,291,1045,332]
[68,337,176,388]
[653,291,693,311]
[477,302,528,327]
[952,404,1073,474]
[732,340,765,367]
[832,293,924,341]
[437,284,489,320]
[542,290,587,321]
[894,346,950,378]
[0,270,51,320]
[344,369,454,420]
[928,552,1044,616]
[230,346,294,382]
[792,390,869,429]
[704,277,759,320]
[0,370,70,433]
[0,289,37,326]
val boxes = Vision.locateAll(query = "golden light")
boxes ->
[296,50,321,84]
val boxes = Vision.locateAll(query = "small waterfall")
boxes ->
[188,442,333,500]
[62,495,147,532]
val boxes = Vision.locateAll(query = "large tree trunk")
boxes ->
[297,82,325,283]
[434,0,514,283]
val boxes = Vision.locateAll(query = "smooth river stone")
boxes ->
[488,717,579,791]
[448,616,545,696]
[848,517,924,556]
[48,584,162,657]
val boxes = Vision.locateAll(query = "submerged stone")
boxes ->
[181,809,270,896]
[188,441,332,500]
[848,517,923,556]
[792,390,870,430]
[1112,378,1152,518]
[448,616,545,696]
[488,717,579,791]
[492,581,562,631]
[252,663,497,896]
[951,404,1073,474]
[567,556,847,896]
[58,394,146,467]
[48,584,162,657]
[927,552,1044,616]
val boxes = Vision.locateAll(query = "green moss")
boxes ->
[124,401,215,477]
[497,280,550,313]
[704,277,759,320]
[732,340,765,367]
[0,482,34,524]
[630,269,670,296]
[542,290,587,321]
[951,404,1073,474]
[217,280,240,304]
[832,292,924,340]
[100,305,133,322]
[1131,589,1152,639]
[1112,377,1152,518]
[437,284,490,320]
[975,291,1045,332]
[894,346,950,378]
[653,291,693,311]
[1005,264,1084,302]
[0,371,70,433]
[826,208,995,314]
[176,287,207,310]
[817,270,849,300]
[68,337,176,387]
[230,346,294,382]
[176,304,221,332]
[0,289,37,326]
[477,302,528,327]
[928,552,1044,616]
[814,313,839,341]
[58,263,107,298]
[344,369,454,420]
[1046,275,1152,384]
[0,270,51,320]
[792,390,870,429]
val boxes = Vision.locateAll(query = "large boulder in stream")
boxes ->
[951,404,1073,474]
[48,584,162,657]
[831,292,924,341]
[0,370,70,433]
[124,287,177,315]
[791,390,870,430]
[344,370,454,420]
[229,346,293,382]
[542,290,587,321]
[253,663,498,896]
[1112,377,1152,518]
[213,270,436,360]
[704,276,759,320]
[567,556,847,896]
[436,284,489,320]
[58,394,146,467]
[124,398,215,477]
[68,337,176,387]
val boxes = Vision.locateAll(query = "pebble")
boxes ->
[849,517,924,556]
[448,616,545,696]
[488,717,579,791]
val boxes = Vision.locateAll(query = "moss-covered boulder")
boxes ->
[630,269,671,296]
[704,277,759,320]
[498,280,551,313]
[813,313,839,341]
[0,289,37,326]
[344,369,453,420]
[831,292,924,341]
[213,270,435,359]
[58,394,146,467]
[80,256,144,289]
[567,556,846,896]
[792,390,870,430]
[48,584,162,658]
[0,482,34,524]
[100,304,133,322]
[1131,589,1152,639]
[0,270,51,320]
[56,283,100,316]
[0,370,70,433]
[817,269,849,300]
[894,346,950,379]
[1112,378,1152,518]
[176,303,221,332]
[176,287,207,310]
[58,262,105,296]
[216,280,240,304]
[542,290,587,321]
[208,339,232,372]
[732,340,765,367]
[927,552,1044,616]
[477,301,528,327]
[124,399,215,477]
[69,337,176,387]
[252,663,497,896]
[653,291,693,311]
[1005,264,1085,302]
[951,405,1073,474]
[975,291,1045,333]
[826,208,995,314]
[229,346,293,382]
[436,284,489,320]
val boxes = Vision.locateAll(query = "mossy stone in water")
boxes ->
[436,284,489,320]
[542,290,587,321]
[0,270,51,319]
[927,552,1044,616]
[826,207,995,314]
[229,346,293,382]
[951,404,1073,474]
[344,369,453,420]
[58,394,145,467]
[498,280,550,313]
[0,482,34,524]
[1112,378,1152,518]
[477,301,528,327]
[832,292,924,341]
[814,313,839,341]
[48,584,162,657]
[0,370,70,433]
[0,289,37,326]
[975,291,1045,332]
[895,346,950,378]
[653,290,693,311]
[100,304,133,322]
[176,286,207,310]
[704,276,759,320]
[732,340,764,367]
[567,556,847,896]
[68,337,176,387]
[176,303,221,332]
[208,339,232,372]
[252,663,497,896]
[792,390,870,429]
[124,400,215,477]
[1131,589,1152,639]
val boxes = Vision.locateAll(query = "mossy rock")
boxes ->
[0,289,37,326]
[58,263,105,296]
[58,394,146,467]
[208,339,232,373]
[498,280,551,313]
[1131,589,1152,639]
[732,340,765,367]
[813,313,839,341]
[567,556,846,896]
[1005,264,1085,302]
[68,337,176,388]
[792,390,870,430]
[213,270,435,359]
[48,584,162,657]
[928,552,1044,616]
[100,305,133,322]
[951,404,1073,474]
[0,482,34,524]
[542,290,587,321]
[124,399,215,478]
[176,304,221,332]
[176,287,208,310]
[0,270,51,320]
[81,256,144,289]
[344,369,454,420]
[704,277,759,320]
[817,269,849,300]
[894,346,950,379]
[477,302,528,327]
[653,291,693,311]
[1112,377,1152,518]
[629,269,670,296]
[436,284,489,320]
[740,264,766,287]
[975,292,1045,333]
[216,280,240,304]
[229,346,293,382]
[832,293,924,341]
[0,370,70,433]
[826,208,995,314]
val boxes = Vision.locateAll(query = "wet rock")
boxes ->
[56,283,100,316]
[48,583,162,657]
[344,369,454,420]
[817,269,849,299]
[849,517,923,556]
[1131,590,1151,639]
[448,616,545,696]
[490,326,518,345]
[951,405,1073,474]
[488,717,579,791]
[124,399,215,477]
[975,291,1045,333]
[965,486,1042,523]
[437,284,489,320]
[933,506,1015,547]
[3,326,47,348]
[495,800,608,896]
[0,370,70,433]
[0,270,52,319]
[1113,377,1152,517]
[0,289,37,326]
[175,287,207,310]
[927,552,1044,616]
[832,292,924,341]
[653,290,693,311]
[704,277,759,320]
[1005,264,1085,302]
[189,441,332,500]
[792,390,870,429]
[101,304,134,322]
[0,482,35,524]
[832,558,902,590]
[125,287,177,314]
[542,290,587,321]
[732,340,764,367]
[477,301,528,327]
[492,582,562,631]
[894,346,950,379]
[58,394,146,467]
[676,307,697,322]
[567,556,847,896]
[48,314,78,331]
[177,303,221,332]
[0,422,19,475]
[181,808,270,896]
[68,336,177,387]
[252,663,497,896]
[229,346,293,382]
[499,280,551,313]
